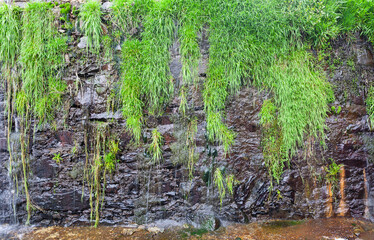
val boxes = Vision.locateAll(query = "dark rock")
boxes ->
[33,190,89,212]
[357,48,374,66]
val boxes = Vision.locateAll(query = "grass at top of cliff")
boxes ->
[111,0,153,37]
[176,0,202,86]
[339,0,374,43]
[203,0,336,183]
[19,1,67,124]
[0,4,21,69]
[141,0,175,115]
[79,0,102,55]
[175,0,203,116]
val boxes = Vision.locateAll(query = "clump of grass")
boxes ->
[149,128,163,165]
[324,158,343,196]
[79,0,102,54]
[366,86,374,125]
[0,4,21,68]
[111,0,152,38]
[204,0,333,180]
[0,3,21,177]
[15,1,67,224]
[213,167,238,206]
[141,0,175,115]
[176,0,203,115]
[339,0,374,43]
[119,39,144,143]
[86,123,119,228]
[259,99,285,186]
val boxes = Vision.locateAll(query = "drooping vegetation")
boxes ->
[19,2,67,124]
[141,0,175,115]
[0,1,67,224]
[86,123,119,227]
[79,0,102,54]
[119,39,144,143]
[149,128,163,165]
[0,3,21,177]
[214,168,238,206]
[366,86,374,125]
[176,0,202,115]
[2,0,374,226]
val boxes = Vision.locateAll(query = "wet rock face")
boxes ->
[1,7,374,226]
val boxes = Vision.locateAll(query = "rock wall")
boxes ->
[1,1,374,227]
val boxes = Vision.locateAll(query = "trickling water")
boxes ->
[0,90,18,225]
[13,117,19,133]
[364,169,370,219]
[337,166,348,216]
[0,148,19,225]
[145,168,151,224]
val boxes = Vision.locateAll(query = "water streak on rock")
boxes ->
[364,169,370,219]
[337,166,348,216]
[326,183,334,218]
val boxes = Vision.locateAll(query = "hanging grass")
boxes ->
[0,3,21,177]
[79,0,102,55]
[0,4,21,68]
[19,2,67,124]
[204,0,336,182]
[111,0,153,38]
[149,128,163,165]
[16,1,67,224]
[84,122,119,228]
[175,0,203,115]
[268,51,332,161]
[259,99,285,185]
[119,39,144,143]
[141,0,175,115]
[366,86,374,125]
[2,0,374,225]
[117,0,176,142]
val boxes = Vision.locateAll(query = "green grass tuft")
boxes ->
[79,0,102,55]
[141,0,175,115]
[119,39,144,143]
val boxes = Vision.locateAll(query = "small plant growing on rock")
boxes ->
[366,86,374,127]
[149,129,163,165]
[214,168,239,206]
[53,153,63,164]
[325,158,343,195]
[102,35,113,61]
[330,105,342,115]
